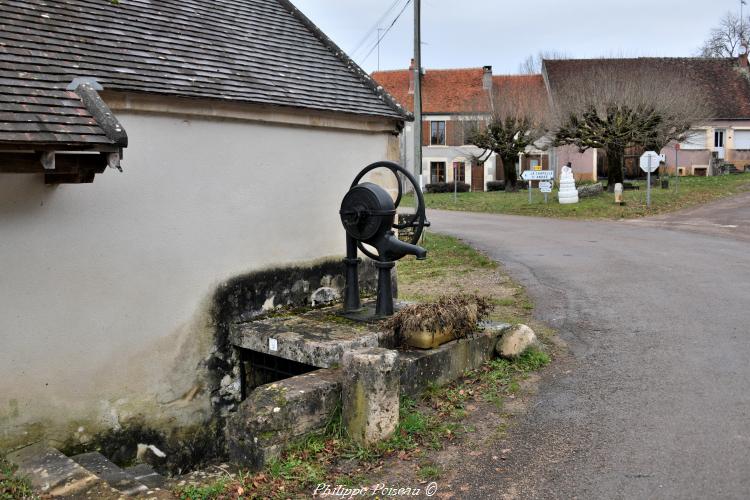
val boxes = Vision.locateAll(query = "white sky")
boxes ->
[294,0,742,74]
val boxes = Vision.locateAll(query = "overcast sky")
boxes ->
[295,0,740,74]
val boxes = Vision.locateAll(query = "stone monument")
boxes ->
[558,164,579,204]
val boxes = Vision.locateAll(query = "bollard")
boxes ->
[614,183,624,205]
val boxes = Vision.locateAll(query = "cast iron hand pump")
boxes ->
[340,161,428,317]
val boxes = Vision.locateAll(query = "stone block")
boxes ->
[225,369,341,469]
[230,314,394,368]
[342,347,400,445]
[399,324,509,398]
[71,451,148,496]
[496,324,538,359]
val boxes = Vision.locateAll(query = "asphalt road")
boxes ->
[429,196,750,500]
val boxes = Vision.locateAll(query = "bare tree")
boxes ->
[464,78,549,191]
[699,11,749,58]
[551,62,710,189]
[518,50,568,74]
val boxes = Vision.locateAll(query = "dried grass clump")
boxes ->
[386,294,493,344]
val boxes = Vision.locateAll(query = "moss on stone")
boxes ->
[59,417,225,476]
[345,382,368,444]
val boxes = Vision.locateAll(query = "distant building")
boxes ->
[543,57,750,179]
[373,63,552,190]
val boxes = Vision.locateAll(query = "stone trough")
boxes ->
[225,306,510,469]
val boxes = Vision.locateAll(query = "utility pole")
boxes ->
[413,0,423,188]
[742,0,748,49]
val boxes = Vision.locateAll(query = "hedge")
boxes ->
[424,182,471,193]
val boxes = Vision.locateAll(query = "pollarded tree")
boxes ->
[464,75,549,191]
[549,60,709,189]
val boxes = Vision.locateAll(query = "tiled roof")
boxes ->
[491,74,549,117]
[0,82,119,149]
[544,58,750,119]
[0,0,408,127]
[372,67,489,113]
[492,75,547,101]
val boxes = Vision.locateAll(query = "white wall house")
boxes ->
[0,0,407,450]
[375,66,554,190]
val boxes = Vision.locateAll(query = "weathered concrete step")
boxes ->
[6,443,106,497]
[230,311,395,368]
[125,463,167,489]
[71,452,148,496]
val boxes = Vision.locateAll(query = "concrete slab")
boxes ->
[125,463,167,489]
[230,309,395,368]
[71,452,147,496]
[6,443,103,497]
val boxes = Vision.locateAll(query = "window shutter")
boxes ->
[734,130,750,150]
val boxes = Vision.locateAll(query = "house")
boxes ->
[543,57,750,179]
[373,63,552,190]
[0,0,407,451]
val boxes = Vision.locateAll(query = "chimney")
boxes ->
[408,58,415,94]
[740,46,749,68]
[483,65,493,91]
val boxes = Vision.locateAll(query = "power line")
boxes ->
[360,0,412,65]
[349,0,402,58]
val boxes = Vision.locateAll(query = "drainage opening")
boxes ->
[239,349,317,398]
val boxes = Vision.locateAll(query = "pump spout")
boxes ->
[377,231,427,261]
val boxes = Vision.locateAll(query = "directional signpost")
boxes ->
[639,151,660,207]
[521,169,554,204]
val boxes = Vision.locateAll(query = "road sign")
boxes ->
[639,151,661,173]
[539,181,552,193]
[521,170,554,181]
[639,151,662,207]
[533,165,543,171]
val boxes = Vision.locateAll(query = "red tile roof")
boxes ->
[492,75,547,100]
[491,74,550,118]
[372,67,550,119]
[372,67,489,113]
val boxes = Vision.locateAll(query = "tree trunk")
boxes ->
[502,154,518,192]
[606,146,624,191]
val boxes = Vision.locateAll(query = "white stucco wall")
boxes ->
[0,110,397,447]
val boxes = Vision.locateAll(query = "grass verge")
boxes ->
[414,174,750,219]
[0,457,37,500]
[175,349,549,500]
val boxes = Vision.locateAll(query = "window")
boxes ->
[430,121,446,145]
[453,161,465,182]
[430,162,446,183]
[734,130,750,150]
[679,130,707,150]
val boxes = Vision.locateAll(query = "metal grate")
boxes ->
[238,349,317,399]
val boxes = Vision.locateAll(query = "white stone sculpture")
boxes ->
[558,165,579,204]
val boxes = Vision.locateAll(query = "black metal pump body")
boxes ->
[339,161,428,317]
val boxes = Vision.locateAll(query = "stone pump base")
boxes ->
[224,312,513,470]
